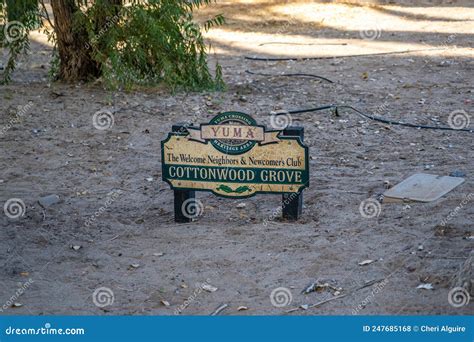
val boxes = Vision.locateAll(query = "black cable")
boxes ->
[245,70,333,83]
[273,104,473,133]
[286,105,334,115]
[245,47,450,62]
[258,42,348,47]
[247,44,472,133]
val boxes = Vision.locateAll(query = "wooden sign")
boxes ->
[161,111,309,222]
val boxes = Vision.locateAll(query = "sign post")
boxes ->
[162,112,309,223]
[171,123,196,223]
[281,126,304,221]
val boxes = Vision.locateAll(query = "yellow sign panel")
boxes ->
[161,112,309,198]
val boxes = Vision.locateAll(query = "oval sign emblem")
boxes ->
[208,111,258,155]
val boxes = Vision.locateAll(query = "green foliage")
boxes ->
[0,0,40,84]
[6,0,38,22]
[1,0,224,90]
[84,0,225,90]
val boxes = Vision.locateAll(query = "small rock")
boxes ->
[161,300,170,307]
[71,245,82,251]
[383,180,392,189]
[152,252,165,257]
[12,303,23,308]
[300,304,309,310]
[202,284,218,292]
[129,263,140,269]
[236,203,246,209]
[449,170,466,178]
[438,60,451,67]
[38,194,60,208]
[417,244,424,251]
[237,306,248,311]
[358,259,376,266]
[146,177,154,182]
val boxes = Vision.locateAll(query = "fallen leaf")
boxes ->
[417,283,434,290]
[202,284,218,292]
[302,281,338,294]
[358,259,376,266]
[302,282,325,294]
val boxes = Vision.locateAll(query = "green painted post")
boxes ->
[172,123,195,223]
[281,126,304,221]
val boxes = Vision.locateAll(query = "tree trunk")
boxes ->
[50,0,99,81]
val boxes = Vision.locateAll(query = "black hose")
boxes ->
[245,47,451,62]
[275,105,473,133]
[245,70,333,83]
[258,42,348,47]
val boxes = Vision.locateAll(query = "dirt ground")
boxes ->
[1,0,473,315]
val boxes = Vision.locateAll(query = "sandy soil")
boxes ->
[0,0,473,315]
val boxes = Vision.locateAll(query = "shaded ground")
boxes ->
[0,0,473,315]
